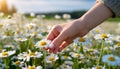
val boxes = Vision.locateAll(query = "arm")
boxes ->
[47,2,113,54]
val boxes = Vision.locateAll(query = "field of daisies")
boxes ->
[0,12,120,69]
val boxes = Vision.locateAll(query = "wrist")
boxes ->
[72,19,90,37]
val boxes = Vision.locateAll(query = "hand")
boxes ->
[46,20,88,54]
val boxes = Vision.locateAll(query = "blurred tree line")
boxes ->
[0,0,17,13]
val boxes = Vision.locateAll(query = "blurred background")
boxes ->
[0,0,96,18]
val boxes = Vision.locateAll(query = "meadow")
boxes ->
[0,13,120,69]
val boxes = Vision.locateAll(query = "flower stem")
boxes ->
[97,40,105,65]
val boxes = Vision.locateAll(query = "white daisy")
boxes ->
[28,50,43,58]
[92,66,105,69]
[73,37,92,47]
[22,65,42,69]
[12,60,24,67]
[69,52,84,59]
[25,23,37,29]
[0,50,16,58]
[35,39,51,49]
[62,14,71,19]
[94,33,112,40]
[61,55,72,60]
[14,37,28,42]
[54,15,61,19]
[114,42,120,49]
[102,54,120,66]
[46,54,59,63]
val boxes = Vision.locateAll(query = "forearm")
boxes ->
[76,2,113,32]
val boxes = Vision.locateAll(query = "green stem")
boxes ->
[97,40,105,65]
[43,51,46,69]
[4,58,9,69]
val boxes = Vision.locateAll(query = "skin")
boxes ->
[46,2,113,54]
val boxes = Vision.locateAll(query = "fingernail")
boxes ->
[49,43,54,48]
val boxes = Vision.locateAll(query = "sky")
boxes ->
[7,0,96,13]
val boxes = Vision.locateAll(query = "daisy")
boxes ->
[102,54,120,66]
[114,42,120,49]
[14,37,28,42]
[25,23,37,29]
[92,66,105,69]
[73,37,92,47]
[35,39,51,49]
[64,61,74,66]
[28,50,43,58]
[17,52,30,61]
[54,15,61,19]
[22,65,42,69]
[0,50,16,58]
[62,14,71,19]
[94,33,112,40]
[46,54,59,63]
[69,52,84,59]
[12,60,24,67]
[61,55,72,60]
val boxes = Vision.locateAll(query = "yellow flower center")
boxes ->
[108,56,115,61]
[116,42,120,46]
[28,25,33,29]
[28,66,35,69]
[49,57,55,61]
[2,52,8,56]
[29,52,35,56]
[78,37,85,42]
[100,34,108,39]
[18,38,22,41]
[95,30,100,33]
[64,56,68,59]
[96,66,102,69]
[15,61,20,65]
[33,32,38,35]
[75,54,80,57]
[40,41,47,46]
[0,24,3,27]
[89,49,94,52]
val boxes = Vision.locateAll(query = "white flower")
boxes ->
[22,65,42,69]
[0,50,16,58]
[54,15,61,19]
[30,12,35,17]
[46,54,59,63]
[64,61,73,66]
[28,50,43,58]
[61,55,72,60]
[73,37,92,47]
[94,33,112,40]
[102,54,120,66]
[62,14,71,19]
[17,52,30,61]
[12,61,24,67]
[35,39,51,49]
[114,42,120,49]
[25,23,37,29]
[14,37,28,42]
[92,66,105,69]
[59,64,72,69]
[69,52,84,59]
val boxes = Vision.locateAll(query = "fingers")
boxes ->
[46,25,62,41]
[48,31,67,53]
[49,35,74,54]
[58,40,73,52]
